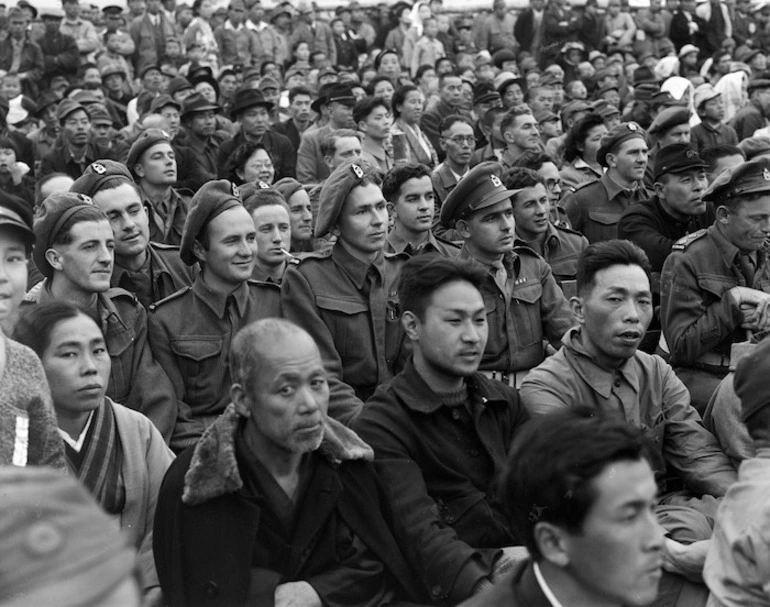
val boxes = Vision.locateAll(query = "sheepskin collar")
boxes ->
[182,403,374,506]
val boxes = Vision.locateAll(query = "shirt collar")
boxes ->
[533,562,564,607]
[387,228,441,255]
[224,19,243,30]
[331,240,385,289]
[514,222,560,252]
[192,275,250,318]
[59,409,95,452]
[112,248,153,286]
[602,170,641,201]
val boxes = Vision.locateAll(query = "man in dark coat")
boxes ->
[154,318,426,607]
[0,7,44,97]
[38,7,80,86]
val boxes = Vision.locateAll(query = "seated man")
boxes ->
[705,338,770,606]
[661,156,770,412]
[154,318,426,607]
[354,255,530,605]
[461,408,666,607]
[520,239,737,545]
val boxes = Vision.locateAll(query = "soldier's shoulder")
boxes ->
[565,179,601,196]
[148,286,192,312]
[553,223,585,239]
[246,278,281,292]
[105,286,139,304]
[150,241,181,252]
[671,229,709,252]
[295,248,333,264]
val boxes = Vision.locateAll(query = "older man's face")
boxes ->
[246,333,330,454]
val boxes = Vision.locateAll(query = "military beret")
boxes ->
[653,144,707,181]
[126,128,172,176]
[734,338,770,423]
[439,162,520,227]
[180,180,243,265]
[748,78,770,95]
[0,191,34,246]
[739,136,770,160]
[70,160,134,199]
[703,155,770,203]
[242,184,288,213]
[315,159,380,238]
[33,192,105,278]
[648,107,690,135]
[273,177,305,202]
[56,99,88,124]
[597,122,646,168]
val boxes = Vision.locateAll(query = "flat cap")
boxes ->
[653,144,707,180]
[100,63,126,80]
[140,64,162,79]
[539,72,563,87]
[748,78,770,94]
[439,162,520,227]
[734,338,770,422]
[473,81,501,105]
[561,99,592,122]
[316,159,380,238]
[650,90,680,108]
[149,93,180,114]
[259,76,280,91]
[597,122,645,167]
[273,177,305,202]
[648,106,690,135]
[0,191,34,246]
[704,155,770,203]
[596,83,620,97]
[592,99,620,119]
[56,99,87,123]
[126,128,172,176]
[33,193,104,278]
[739,135,770,160]
[70,160,134,198]
[168,76,193,97]
[180,180,243,265]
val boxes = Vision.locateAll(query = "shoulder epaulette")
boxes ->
[568,179,598,194]
[671,229,708,252]
[105,286,138,303]
[148,286,192,311]
[246,279,281,291]
[296,248,333,262]
[435,235,462,249]
[149,241,181,251]
[553,223,583,237]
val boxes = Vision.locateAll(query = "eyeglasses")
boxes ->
[445,135,475,146]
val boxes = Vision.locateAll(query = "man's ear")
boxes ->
[570,295,585,325]
[715,204,730,224]
[502,129,514,144]
[386,201,397,218]
[401,309,420,340]
[533,521,571,568]
[192,239,207,264]
[45,248,63,272]
[134,163,145,179]
[230,383,252,417]
[653,180,665,199]
[439,136,447,152]
[456,218,471,239]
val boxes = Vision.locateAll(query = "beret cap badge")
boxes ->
[764,168,770,182]
[91,163,106,175]
[351,164,364,179]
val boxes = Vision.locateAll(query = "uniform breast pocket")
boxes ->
[105,328,134,403]
[511,281,544,348]
[587,211,621,243]
[170,336,224,402]
[316,294,370,362]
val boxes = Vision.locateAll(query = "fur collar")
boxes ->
[182,403,374,506]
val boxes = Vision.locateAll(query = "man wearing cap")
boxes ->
[39,100,117,180]
[562,122,651,244]
[732,79,770,141]
[99,64,132,127]
[421,73,470,162]
[297,83,356,184]
[0,8,43,98]
[149,180,280,437]
[440,161,572,386]
[661,156,770,414]
[644,106,692,189]
[213,0,262,68]
[130,0,176,76]
[99,5,137,60]
[23,192,185,449]
[471,82,502,150]
[174,92,228,192]
[217,88,296,182]
[128,128,190,246]
[290,0,336,67]
[691,84,739,153]
[38,7,79,86]
[60,0,99,65]
[281,159,407,422]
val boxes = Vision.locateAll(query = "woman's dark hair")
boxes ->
[13,301,95,358]
[415,64,435,83]
[365,75,395,98]
[374,48,399,72]
[563,113,606,163]
[0,135,19,157]
[392,84,420,119]
[223,141,273,185]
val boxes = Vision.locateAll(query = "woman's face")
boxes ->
[198,0,213,19]
[295,42,310,62]
[580,124,608,161]
[41,314,111,414]
[503,83,524,108]
[240,148,275,184]
[0,226,28,324]
[418,3,431,21]
[0,147,16,172]
[398,89,424,124]
[378,53,401,77]
[195,81,217,103]
[373,79,395,102]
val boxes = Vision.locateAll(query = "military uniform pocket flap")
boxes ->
[170,337,224,361]
[512,280,543,304]
[316,295,369,315]
[699,275,736,297]
[587,210,620,225]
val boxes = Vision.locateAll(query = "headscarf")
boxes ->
[408,1,429,37]
[661,76,700,126]
[714,70,749,123]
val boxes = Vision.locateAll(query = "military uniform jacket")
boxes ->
[562,171,650,244]
[661,225,770,368]
[281,243,407,424]
[148,276,280,426]
[141,187,190,246]
[384,229,460,258]
[111,242,195,308]
[459,246,573,373]
[515,223,587,298]
[23,281,179,445]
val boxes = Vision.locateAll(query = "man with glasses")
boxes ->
[432,115,475,206]
[421,73,469,161]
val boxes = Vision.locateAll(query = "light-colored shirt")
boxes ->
[58,410,94,452]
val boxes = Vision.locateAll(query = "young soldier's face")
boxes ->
[336,183,388,256]
[512,184,550,239]
[93,183,150,261]
[391,176,434,235]
[197,206,256,286]
[53,220,114,294]
[460,199,515,259]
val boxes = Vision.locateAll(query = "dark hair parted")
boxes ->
[392,84,420,119]
[563,113,606,163]
[223,141,273,185]
[398,255,486,321]
[352,96,391,125]
[700,143,745,174]
[381,163,432,202]
[13,301,98,358]
[576,239,652,297]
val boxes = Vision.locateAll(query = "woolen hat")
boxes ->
[648,107,690,135]
[653,144,707,181]
[70,160,134,198]
[33,192,105,278]
[597,122,646,167]
[734,338,770,422]
[0,467,136,607]
[180,180,243,265]
[439,162,521,227]
[315,159,379,238]
[126,128,172,176]
[273,177,305,202]
[704,155,770,203]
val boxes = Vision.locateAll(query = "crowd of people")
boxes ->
[3,0,770,604]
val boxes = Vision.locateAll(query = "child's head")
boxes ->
[165,36,182,57]
[186,42,203,62]
[423,17,438,38]
[0,74,21,99]
[331,17,344,35]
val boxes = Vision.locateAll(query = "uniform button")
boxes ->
[613,378,621,388]
[204,581,219,597]
[431,585,443,597]
[470,449,480,457]
[451,409,461,420]
[445,514,455,523]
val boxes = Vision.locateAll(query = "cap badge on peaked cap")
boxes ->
[490,174,503,188]
[232,183,240,197]
[351,164,364,179]
[764,168,770,182]
[686,149,696,158]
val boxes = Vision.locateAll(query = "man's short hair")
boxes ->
[500,407,659,561]
[398,255,486,322]
[700,143,745,174]
[500,106,533,134]
[415,64,435,82]
[51,206,109,248]
[352,96,390,125]
[381,163,432,203]
[481,105,507,129]
[439,113,473,135]
[320,128,361,158]
[504,167,544,203]
[437,71,459,90]
[511,149,559,171]
[288,85,313,103]
[576,239,652,297]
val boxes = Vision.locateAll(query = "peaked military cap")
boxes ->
[439,162,520,227]
[653,144,707,181]
[703,156,770,203]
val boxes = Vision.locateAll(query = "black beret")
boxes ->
[126,128,172,176]
[648,107,691,135]
[597,122,646,167]
[180,180,243,265]
[70,160,134,198]
[315,159,380,238]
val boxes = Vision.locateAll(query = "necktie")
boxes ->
[491,259,509,295]
[738,252,757,286]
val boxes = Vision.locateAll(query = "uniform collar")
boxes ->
[602,170,642,201]
[387,228,440,255]
[192,275,250,318]
[515,222,559,252]
[710,222,744,266]
[111,247,153,285]
[331,241,385,289]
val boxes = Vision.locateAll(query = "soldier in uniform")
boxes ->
[127,128,191,246]
[440,161,573,387]
[661,156,770,414]
[69,159,194,309]
[643,106,692,189]
[506,168,587,298]
[281,159,407,423]
[148,180,280,439]
[382,163,459,258]
[24,193,183,449]
[562,122,651,244]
